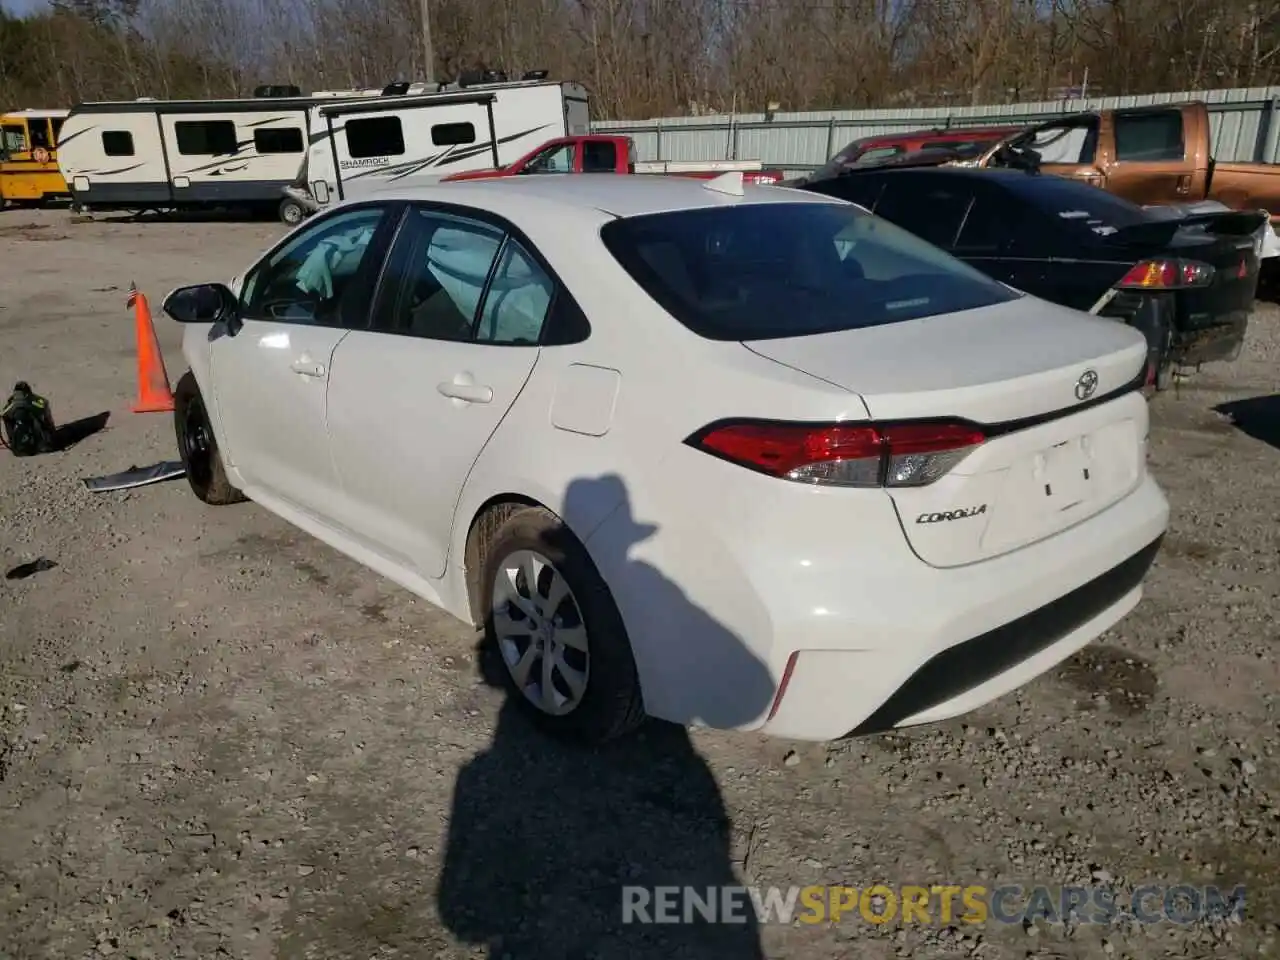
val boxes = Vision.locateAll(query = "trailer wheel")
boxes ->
[278,197,306,226]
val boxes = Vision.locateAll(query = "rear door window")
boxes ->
[581,140,617,173]
[953,186,1013,252]
[600,201,1020,341]
[476,241,555,344]
[804,175,885,211]
[374,207,504,341]
[1114,110,1184,162]
[853,146,901,166]
[873,177,971,249]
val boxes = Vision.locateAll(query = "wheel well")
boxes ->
[463,494,542,624]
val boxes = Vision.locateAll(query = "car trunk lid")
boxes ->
[742,296,1150,567]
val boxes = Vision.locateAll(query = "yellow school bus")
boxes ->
[1,109,70,205]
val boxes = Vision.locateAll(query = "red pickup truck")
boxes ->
[441,134,785,184]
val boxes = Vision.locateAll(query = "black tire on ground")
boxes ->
[278,197,306,226]
[173,371,246,506]
[479,506,646,744]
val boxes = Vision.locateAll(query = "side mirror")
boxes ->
[162,283,240,331]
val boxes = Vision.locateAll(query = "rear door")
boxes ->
[1103,107,1202,205]
[870,173,972,249]
[580,138,620,173]
[951,180,1049,292]
[324,203,552,578]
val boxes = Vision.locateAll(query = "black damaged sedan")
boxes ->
[798,164,1265,389]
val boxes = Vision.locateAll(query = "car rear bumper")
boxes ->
[758,476,1168,740]
[590,464,1169,741]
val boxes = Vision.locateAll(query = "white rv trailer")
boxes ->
[285,79,590,220]
[56,78,589,221]
[57,94,330,215]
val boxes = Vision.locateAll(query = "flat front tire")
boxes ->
[174,371,245,506]
[480,506,645,744]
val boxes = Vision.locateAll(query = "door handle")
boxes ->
[1176,174,1191,196]
[437,381,493,404]
[290,356,326,378]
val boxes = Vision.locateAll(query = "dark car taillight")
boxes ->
[1116,259,1215,290]
[686,419,986,487]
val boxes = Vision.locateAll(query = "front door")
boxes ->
[324,204,551,578]
[518,140,577,175]
[1008,118,1106,190]
[209,203,397,520]
[1101,108,1197,205]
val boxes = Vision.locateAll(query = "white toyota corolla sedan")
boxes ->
[161,173,1169,744]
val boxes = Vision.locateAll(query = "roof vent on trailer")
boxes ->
[522,69,549,81]
[381,81,412,96]
[254,84,302,98]
[458,68,508,88]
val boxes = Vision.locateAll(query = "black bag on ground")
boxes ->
[1,382,57,456]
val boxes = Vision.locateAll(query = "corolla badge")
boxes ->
[1074,369,1099,401]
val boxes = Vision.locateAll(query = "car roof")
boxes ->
[361,174,841,219]
[860,166,1032,183]
[854,126,1017,146]
[866,166,1148,207]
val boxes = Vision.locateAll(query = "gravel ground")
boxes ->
[0,209,1277,960]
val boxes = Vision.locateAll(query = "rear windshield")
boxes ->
[599,201,1020,341]
[1009,176,1151,237]
[811,138,883,179]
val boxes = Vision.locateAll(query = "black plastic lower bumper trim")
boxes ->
[847,534,1164,737]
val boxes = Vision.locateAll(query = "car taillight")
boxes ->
[744,172,781,185]
[1116,259,1214,289]
[686,419,985,488]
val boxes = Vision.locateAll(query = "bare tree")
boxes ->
[2,0,1279,120]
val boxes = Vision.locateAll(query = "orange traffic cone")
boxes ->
[128,282,175,414]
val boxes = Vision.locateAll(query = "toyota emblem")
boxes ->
[1074,369,1099,401]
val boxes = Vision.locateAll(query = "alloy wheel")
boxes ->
[491,549,590,715]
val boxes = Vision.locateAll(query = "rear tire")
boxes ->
[174,371,245,506]
[479,506,646,744]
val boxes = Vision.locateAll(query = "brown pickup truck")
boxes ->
[967,101,1280,221]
